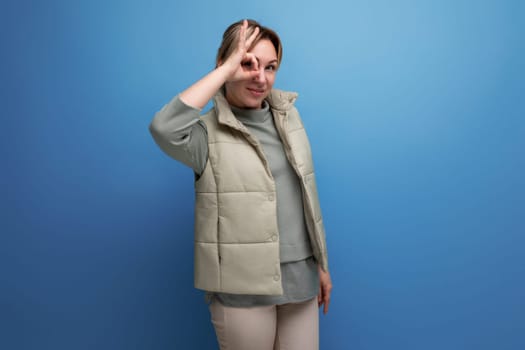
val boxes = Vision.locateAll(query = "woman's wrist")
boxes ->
[216,62,236,83]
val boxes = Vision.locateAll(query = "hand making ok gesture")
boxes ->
[220,19,261,83]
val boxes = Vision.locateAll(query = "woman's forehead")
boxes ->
[249,39,278,62]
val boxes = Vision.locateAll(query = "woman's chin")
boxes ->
[240,98,264,109]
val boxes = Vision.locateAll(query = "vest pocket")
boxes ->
[194,242,221,291]
[219,242,283,295]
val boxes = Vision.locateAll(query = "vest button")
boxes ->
[268,194,275,201]
[271,234,278,242]
[273,274,280,281]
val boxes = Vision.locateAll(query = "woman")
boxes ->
[149,19,332,350]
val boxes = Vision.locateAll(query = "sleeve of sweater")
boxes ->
[149,95,208,175]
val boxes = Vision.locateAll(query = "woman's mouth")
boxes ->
[247,87,265,97]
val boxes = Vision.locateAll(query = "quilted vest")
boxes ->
[193,89,328,295]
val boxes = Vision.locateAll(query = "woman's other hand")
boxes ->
[318,266,333,315]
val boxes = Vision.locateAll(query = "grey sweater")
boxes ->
[150,95,319,306]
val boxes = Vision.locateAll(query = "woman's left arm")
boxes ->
[318,266,333,314]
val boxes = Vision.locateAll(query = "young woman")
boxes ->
[149,19,332,350]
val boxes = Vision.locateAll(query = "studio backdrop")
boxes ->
[2,0,524,349]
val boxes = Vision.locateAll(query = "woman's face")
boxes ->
[225,39,278,109]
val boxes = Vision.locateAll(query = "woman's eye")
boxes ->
[242,61,253,68]
[265,65,276,71]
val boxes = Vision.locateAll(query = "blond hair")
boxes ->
[216,19,283,68]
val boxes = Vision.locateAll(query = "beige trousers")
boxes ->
[209,297,319,350]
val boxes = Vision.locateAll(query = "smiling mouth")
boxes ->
[247,87,265,96]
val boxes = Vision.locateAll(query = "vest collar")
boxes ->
[265,89,298,112]
[213,88,298,129]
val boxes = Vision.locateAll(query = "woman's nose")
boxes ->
[253,67,266,82]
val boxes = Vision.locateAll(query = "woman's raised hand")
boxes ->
[221,20,260,82]
[179,20,260,109]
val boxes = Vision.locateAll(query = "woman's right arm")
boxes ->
[149,20,260,174]
[149,95,209,175]
[148,59,232,176]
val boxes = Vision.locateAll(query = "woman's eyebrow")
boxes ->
[254,57,278,65]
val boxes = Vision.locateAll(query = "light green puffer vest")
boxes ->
[194,89,328,295]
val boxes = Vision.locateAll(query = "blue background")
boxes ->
[2,0,524,349]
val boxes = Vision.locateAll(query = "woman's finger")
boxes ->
[246,53,259,71]
[245,25,260,49]
[238,20,247,48]
[321,283,330,314]
[323,294,330,314]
